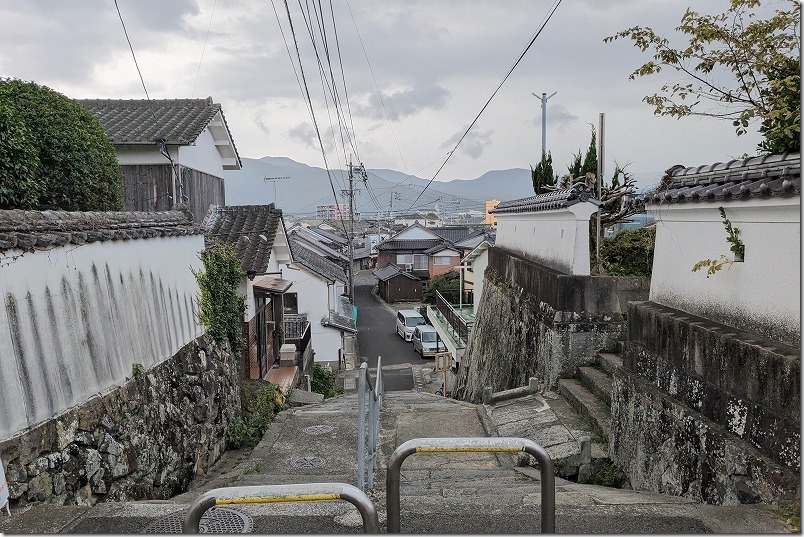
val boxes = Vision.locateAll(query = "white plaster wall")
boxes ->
[284,266,343,363]
[494,204,596,275]
[115,129,224,178]
[649,198,800,344]
[472,249,489,313]
[0,236,204,441]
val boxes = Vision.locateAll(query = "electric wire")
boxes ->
[191,0,217,97]
[405,0,563,212]
[282,0,348,236]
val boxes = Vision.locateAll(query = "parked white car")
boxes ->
[411,325,446,358]
[396,309,426,341]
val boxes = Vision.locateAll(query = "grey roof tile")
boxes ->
[203,204,283,274]
[372,264,420,281]
[492,183,600,214]
[377,238,443,251]
[77,97,240,165]
[640,152,800,205]
[289,237,347,283]
[0,207,202,252]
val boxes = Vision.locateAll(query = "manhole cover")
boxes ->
[142,506,253,533]
[291,455,326,469]
[303,425,334,435]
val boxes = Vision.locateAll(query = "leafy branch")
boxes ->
[692,206,745,277]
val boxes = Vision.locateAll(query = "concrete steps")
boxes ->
[556,351,623,442]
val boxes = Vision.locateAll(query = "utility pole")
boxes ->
[532,91,557,157]
[344,161,367,300]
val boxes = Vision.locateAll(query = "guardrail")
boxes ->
[435,290,470,343]
[385,437,555,533]
[181,483,380,533]
[357,356,383,492]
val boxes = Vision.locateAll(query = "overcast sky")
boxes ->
[0,0,779,185]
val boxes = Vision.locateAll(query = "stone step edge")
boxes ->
[596,352,623,376]
[577,366,612,407]
[557,378,611,440]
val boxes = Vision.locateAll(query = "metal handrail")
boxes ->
[357,356,383,491]
[435,290,470,342]
[386,437,555,533]
[181,483,380,533]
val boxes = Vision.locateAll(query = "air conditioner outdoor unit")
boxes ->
[404,263,413,271]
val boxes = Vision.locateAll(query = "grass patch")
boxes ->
[226,379,288,449]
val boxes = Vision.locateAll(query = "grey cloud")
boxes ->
[356,84,449,121]
[288,122,333,153]
[441,128,494,160]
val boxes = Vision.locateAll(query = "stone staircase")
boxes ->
[557,352,623,444]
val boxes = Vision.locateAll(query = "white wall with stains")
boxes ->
[0,235,204,442]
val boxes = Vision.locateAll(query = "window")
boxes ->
[283,293,298,314]
[413,254,428,270]
[433,256,453,265]
[396,254,413,265]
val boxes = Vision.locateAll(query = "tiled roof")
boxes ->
[77,97,231,145]
[289,237,347,283]
[324,295,356,333]
[492,183,599,214]
[455,230,495,250]
[429,226,478,244]
[289,228,348,262]
[372,264,420,281]
[377,238,443,251]
[203,204,283,274]
[424,244,459,255]
[0,207,202,252]
[640,152,801,205]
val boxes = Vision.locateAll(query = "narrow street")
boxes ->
[353,271,425,392]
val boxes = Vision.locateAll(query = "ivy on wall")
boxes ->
[193,241,246,353]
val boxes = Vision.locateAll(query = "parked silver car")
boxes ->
[411,325,446,358]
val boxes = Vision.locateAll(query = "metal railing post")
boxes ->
[357,362,367,491]
[386,437,555,533]
[182,483,380,533]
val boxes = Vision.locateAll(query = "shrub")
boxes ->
[311,364,342,398]
[599,227,655,276]
[422,272,460,304]
[227,380,287,449]
[0,78,122,211]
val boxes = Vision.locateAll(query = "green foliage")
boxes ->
[692,206,745,277]
[422,272,460,305]
[580,127,597,176]
[193,242,247,354]
[131,363,145,379]
[605,0,801,153]
[587,461,628,488]
[600,227,656,276]
[227,379,287,449]
[531,151,557,194]
[719,206,744,260]
[311,364,343,398]
[0,78,123,210]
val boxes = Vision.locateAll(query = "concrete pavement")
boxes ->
[0,389,793,533]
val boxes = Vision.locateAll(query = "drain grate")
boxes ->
[291,455,326,469]
[303,425,334,435]
[143,506,254,534]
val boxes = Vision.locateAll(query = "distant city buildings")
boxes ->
[485,199,500,227]
[316,204,348,220]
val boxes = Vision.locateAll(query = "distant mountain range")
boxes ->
[223,156,662,217]
[223,156,535,217]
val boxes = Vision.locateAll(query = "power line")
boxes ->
[191,0,217,97]
[406,0,563,212]
[282,0,348,236]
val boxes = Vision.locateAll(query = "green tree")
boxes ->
[531,151,557,194]
[580,127,597,176]
[193,241,247,354]
[0,78,123,210]
[422,272,460,304]
[605,0,800,153]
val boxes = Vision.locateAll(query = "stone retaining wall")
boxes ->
[455,248,649,402]
[610,301,800,505]
[0,334,240,506]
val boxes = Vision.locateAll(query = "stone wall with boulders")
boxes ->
[0,334,240,506]
[455,247,649,402]
[609,301,800,506]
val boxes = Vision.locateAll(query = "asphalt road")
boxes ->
[353,273,423,392]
